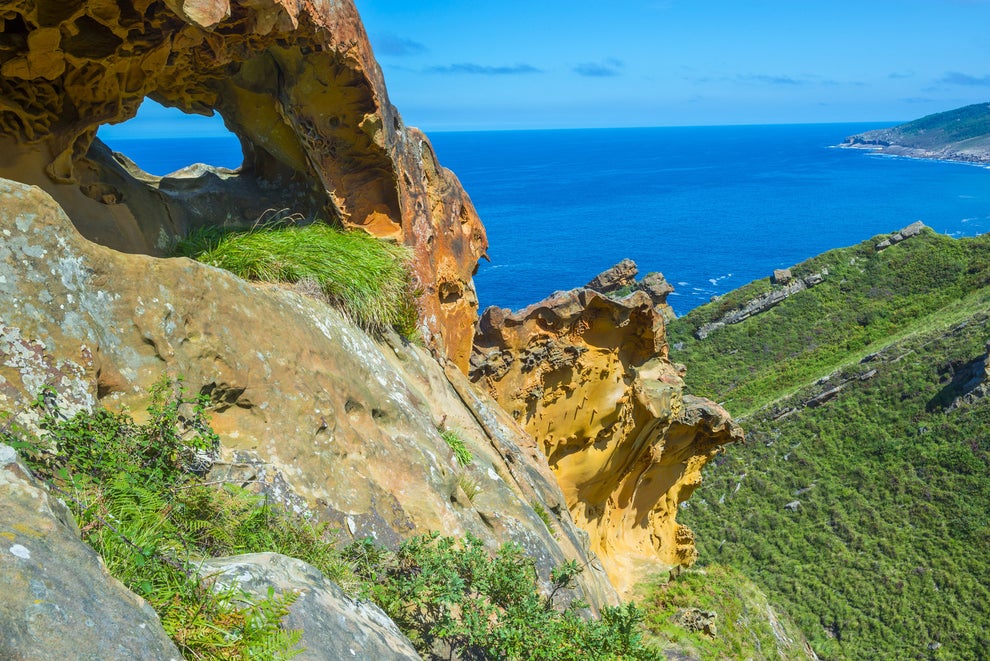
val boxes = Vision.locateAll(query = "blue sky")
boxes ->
[355,0,990,130]
[104,0,990,137]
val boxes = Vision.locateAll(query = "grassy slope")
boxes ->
[667,230,990,659]
[638,565,814,660]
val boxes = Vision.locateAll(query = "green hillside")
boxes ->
[845,102,990,159]
[667,228,990,659]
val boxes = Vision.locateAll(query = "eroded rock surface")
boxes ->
[0,0,485,367]
[471,267,742,594]
[199,552,421,660]
[0,179,616,611]
[0,444,181,660]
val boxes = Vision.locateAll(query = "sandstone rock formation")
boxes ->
[584,258,675,321]
[470,267,742,594]
[199,552,421,660]
[0,444,181,660]
[0,0,485,368]
[0,178,616,611]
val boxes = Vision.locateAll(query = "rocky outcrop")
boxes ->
[584,259,676,321]
[0,444,181,660]
[199,552,421,660]
[874,221,926,251]
[943,341,990,411]
[0,0,485,368]
[695,269,829,340]
[0,179,616,611]
[584,258,638,293]
[470,269,742,594]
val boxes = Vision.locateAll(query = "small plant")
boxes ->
[457,475,481,503]
[2,379,320,659]
[440,428,473,466]
[532,500,556,535]
[174,214,415,333]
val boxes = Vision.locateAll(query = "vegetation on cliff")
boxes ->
[668,229,990,659]
[670,227,990,415]
[175,219,417,333]
[2,380,662,660]
[638,565,812,660]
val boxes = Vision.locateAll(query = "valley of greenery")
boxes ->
[668,227,990,659]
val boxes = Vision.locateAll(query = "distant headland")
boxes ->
[842,102,990,164]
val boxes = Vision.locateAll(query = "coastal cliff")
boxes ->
[0,1,748,657]
[843,102,990,164]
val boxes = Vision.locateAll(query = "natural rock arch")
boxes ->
[0,0,486,368]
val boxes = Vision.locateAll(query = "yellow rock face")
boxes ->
[472,287,742,594]
[0,0,486,368]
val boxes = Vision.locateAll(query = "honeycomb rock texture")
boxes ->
[0,0,486,368]
[471,287,743,594]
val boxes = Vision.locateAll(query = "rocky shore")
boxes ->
[840,137,990,165]
[841,102,990,165]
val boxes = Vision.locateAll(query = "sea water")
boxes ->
[101,123,990,315]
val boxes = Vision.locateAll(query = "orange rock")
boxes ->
[471,270,743,594]
[0,0,486,368]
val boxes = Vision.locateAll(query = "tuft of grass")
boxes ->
[175,219,415,333]
[440,428,473,466]
[457,475,481,503]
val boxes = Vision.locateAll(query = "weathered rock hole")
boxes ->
[98,100,243,176]
[438,280,462,305]
[62,16,123,59]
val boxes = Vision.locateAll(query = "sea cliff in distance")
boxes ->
[843,102,990,164]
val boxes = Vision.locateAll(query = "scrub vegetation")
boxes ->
[668,229,990,659]
[3,380,664,660]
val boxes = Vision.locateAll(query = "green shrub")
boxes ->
[441,428,473,466]
[175,219,415,333]
[4,380,313,659]
[345,532,657,660]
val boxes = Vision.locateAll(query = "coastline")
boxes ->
[838,140,990,167]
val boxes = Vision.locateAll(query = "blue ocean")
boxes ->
[103,123,990,315]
